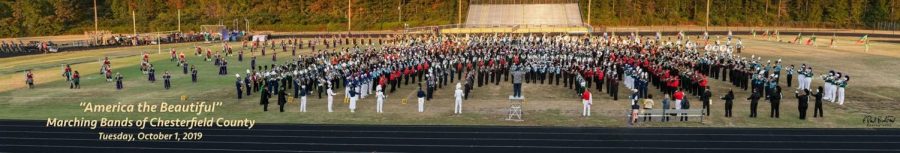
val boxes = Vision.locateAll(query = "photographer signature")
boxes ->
[863,115,895,127]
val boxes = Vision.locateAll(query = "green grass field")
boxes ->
[0,35,898,128]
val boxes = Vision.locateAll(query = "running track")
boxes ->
[0,119,898,153]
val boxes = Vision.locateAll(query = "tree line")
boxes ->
[1,0,898,38]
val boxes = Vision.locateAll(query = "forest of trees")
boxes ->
[1,0,899,38]
[581,0,899,28]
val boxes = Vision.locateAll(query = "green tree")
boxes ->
[825,0,851,27]
[2,0,899,38]
[863,0,889,27]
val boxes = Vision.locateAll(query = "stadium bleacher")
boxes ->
[0,40,41,58]
[465,3,583,27]
[432,2,589,34]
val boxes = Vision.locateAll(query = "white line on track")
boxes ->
[1,124,898,137]
[0,131,898,144]
[2,120,893,132]
[0,137,898,152]
[0,144,374,153]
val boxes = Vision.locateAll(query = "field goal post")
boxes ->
[605,28,638,37]
[200,25,227,43]
[140,30,182,54]
[84,30,112,46]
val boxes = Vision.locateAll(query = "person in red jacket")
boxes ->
[416,63,424,82]
[379,76,387,92]
[582,89,592,117]
[466,60,473,71]
[170,48,177,61]
[25,70,34,89]
[71,71,80,89]
[179,52,186,63]
[699,76,708,95]
[595,68,604,91]
[512,54,520,65]
[62,64,72,80]
[584,69,593,88]
[671,79,680,96]
[206,49,212,61]
[394,69,401,88]
[674,88,684,109]
[404,67,412,85]
[674,88,686,121]
[456,62,463,81]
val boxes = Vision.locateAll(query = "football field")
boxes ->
[0,35,898,128]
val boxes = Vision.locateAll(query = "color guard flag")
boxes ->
[806,35,816,46]
[856,35,868,44]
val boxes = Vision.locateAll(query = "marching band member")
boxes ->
[376,85,385,113]
[454,83,464,114]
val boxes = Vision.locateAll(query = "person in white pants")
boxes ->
[804,67,814,90]
[376,85,385,113]
[299,85,307,112]
[582,89,592,117]
[366,80,371,98]
[454,83,464,114]
[798,69,806,90]
[326,84,336,112]
[344,82,351,100]
[359,79,367,99]
[349,84,358,113]
[837,75,848,105]
[417,86,426,112]
[822,72,833,101]
[830,73,842,102]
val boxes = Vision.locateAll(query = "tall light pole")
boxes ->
[157,31,161,54]
[347,0,352,34]
[705,0,710,33]
[132,10,137,35]
[458,0,462,27]
[587,0,591,26]
[93,0,98,32]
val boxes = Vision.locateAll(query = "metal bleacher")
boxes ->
[465,3,583,27]
[422,2,589,34]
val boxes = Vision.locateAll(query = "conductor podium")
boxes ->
[506,95,524,121]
